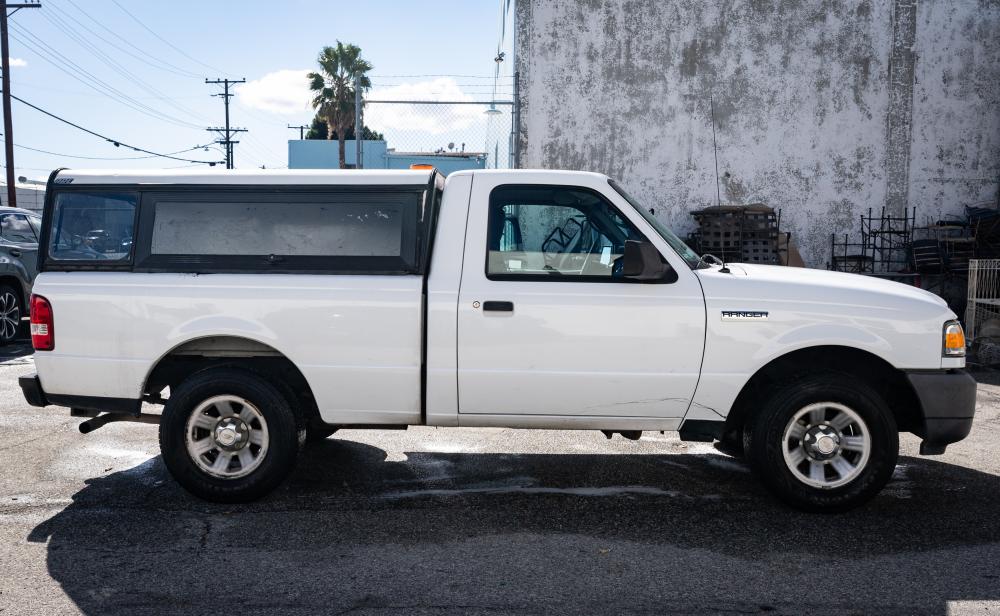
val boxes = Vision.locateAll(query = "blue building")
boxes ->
[288,140,487,175]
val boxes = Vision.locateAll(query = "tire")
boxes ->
[159,367,304,503]
[0,285,22,346]
[305,425,338,443]
[744,373,898,513]
[716,427,745,458]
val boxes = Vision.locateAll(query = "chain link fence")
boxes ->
[361,99,517,172]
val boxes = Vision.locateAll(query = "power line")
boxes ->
[110,0,232,76]
[37,7,210,124]
[50,0,201,78]
[370,74,498,79]
[10,140,219,160]
[8,23,205,129]
[8,93,225,165]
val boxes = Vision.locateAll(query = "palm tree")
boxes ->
[308,42,373,169]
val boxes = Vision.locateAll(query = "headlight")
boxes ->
[943,320,966,357]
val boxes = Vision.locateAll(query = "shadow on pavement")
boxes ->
[26,439,1000,615]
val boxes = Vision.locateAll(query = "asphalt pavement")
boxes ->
[1,340,999,615]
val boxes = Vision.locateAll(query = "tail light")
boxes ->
[30,294,54,351]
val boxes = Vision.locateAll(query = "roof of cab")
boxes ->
[53,168,436,186]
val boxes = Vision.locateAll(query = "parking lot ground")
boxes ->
[1,343,999,615]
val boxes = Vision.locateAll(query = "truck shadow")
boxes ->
[26,439,1000,614]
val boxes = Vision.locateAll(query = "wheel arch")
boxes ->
[143,334,322,427]
[0,273,28,307]
[722,345,921,441]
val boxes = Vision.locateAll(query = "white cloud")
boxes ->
[9,58,26,67]
[237,72,499,148]
[237,69,311,115]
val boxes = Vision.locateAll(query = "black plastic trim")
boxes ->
[45,393,142,416]
[905,369,977,449]
[18,374,48,407]
[40,181,433,275]
[678,419,724,442]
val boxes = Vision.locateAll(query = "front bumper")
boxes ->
[905,369,977,455]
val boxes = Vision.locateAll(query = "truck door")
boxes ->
[456,177,706,419]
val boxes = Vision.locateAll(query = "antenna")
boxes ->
[710,94,730,273]
[710,95,721,208]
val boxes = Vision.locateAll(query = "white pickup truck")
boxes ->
[19,168,976,512]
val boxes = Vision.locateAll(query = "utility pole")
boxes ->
[205,78,246,169]
[287,124,309,140]
[1,1,40,208]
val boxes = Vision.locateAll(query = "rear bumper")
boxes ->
[19,373,140,415]
[19,374,48,407]
[905,369,977,454]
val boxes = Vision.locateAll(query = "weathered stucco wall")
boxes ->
[516,0,1000,267]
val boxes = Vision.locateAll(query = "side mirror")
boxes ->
[622,240,672,281]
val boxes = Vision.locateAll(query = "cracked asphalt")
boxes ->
[1,340,999,615]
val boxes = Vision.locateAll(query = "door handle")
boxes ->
[8,249,20,257]
[482,301,514,312]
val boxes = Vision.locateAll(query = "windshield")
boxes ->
[608,179,701,269]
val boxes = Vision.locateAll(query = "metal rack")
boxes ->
[691,204,783,265]
[829,207,916,275]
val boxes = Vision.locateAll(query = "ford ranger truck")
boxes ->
[18,168,977,512]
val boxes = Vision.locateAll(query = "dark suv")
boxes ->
[0,207,41,345]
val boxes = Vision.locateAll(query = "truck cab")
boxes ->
[19,168,976,512]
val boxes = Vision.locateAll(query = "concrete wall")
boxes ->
[516,0,1000,267]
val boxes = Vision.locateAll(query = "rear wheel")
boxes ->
[159,368,303,502]
[0,285,22,345]
[745,374,898,512]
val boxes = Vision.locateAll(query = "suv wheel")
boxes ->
[744,374,898,512]
[159,368,304,502]
[0,285,22,345]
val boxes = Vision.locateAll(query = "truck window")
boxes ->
[47,192,137,262]
[486,185,647,280]
[0,213,37,243]
[150,201,404,257]
[136,189,422,274]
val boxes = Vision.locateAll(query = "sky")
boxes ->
[5,0,516,181]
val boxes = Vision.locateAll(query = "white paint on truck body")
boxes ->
[33,272,424,425]
[30,168,962,431]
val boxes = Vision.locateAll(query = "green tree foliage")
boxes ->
[307,42,374,168]
[305,114,383,141]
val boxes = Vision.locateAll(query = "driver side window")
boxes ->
[486,185,645,280]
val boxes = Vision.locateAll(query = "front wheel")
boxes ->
[745,374,898,513]
[159,368,303,502]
